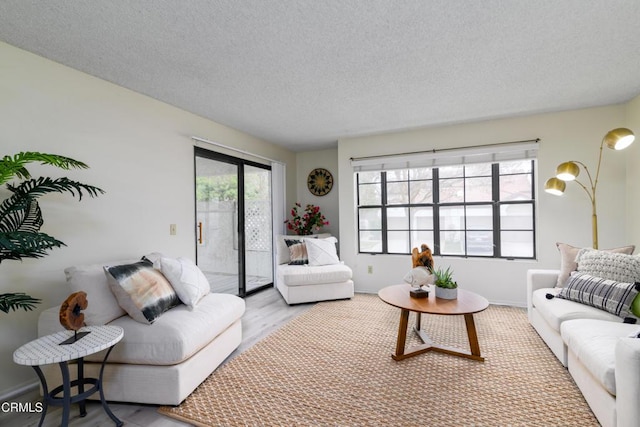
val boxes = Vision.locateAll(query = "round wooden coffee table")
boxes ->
[378,284,489,362]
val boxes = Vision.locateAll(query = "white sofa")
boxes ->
[37,258,245,406]
[275,234,354,304]
[527,269,640,427]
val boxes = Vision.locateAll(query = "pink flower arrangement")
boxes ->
[284,203,329,235]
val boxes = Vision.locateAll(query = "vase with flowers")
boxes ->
[284,203,329,235]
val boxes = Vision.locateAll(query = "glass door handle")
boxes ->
[198,222,203,244]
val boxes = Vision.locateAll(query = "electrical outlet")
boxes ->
[367,265,373,274]
[170,224,177,235]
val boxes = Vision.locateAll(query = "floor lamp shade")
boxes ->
[604,128,635,150]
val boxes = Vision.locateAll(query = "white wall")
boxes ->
[626,94,640,244]
[0,42,296,397]
[294,149,339,236]
[338,105,632,306]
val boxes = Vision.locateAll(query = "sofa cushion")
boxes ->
[105,259,181,324]
[65,258,135,325]
[555,243,635,288]
[557,273,639,318]
[561,319,640,395]
[85,293,245,365]
[277,263,352,287]
[532,288,620,332]
[159,257,210,309]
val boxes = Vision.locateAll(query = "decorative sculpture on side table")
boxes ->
[58,291,91,345]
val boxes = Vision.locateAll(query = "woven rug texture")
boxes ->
[159,294,598,426]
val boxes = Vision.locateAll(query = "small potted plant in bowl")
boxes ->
[431,266,458,300]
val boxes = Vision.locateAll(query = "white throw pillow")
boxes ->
[576,249,640,283]
[305,237,340,266]
[160,257,211,309]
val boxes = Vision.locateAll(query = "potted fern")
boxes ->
[431,266,458,300]
[0,152,104,314]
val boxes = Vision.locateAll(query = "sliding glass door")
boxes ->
[195,148,273,297]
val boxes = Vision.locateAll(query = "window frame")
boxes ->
[356,160,536,259]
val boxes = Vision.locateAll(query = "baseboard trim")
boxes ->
[0,381,38,402]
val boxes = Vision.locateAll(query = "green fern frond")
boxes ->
[0,231,66,262]
[0,293,42,313]
[0,197,42,233]
[7,176,105,201]
[0,152,89,185]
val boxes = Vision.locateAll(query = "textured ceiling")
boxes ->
[1,1,639,151]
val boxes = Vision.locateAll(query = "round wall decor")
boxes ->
[307,168,334,196]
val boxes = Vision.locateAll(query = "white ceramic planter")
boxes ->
[435,286,457,300]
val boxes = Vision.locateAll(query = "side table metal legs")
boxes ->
[32,346,122,426]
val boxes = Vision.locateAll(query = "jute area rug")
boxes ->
[159,294,598,426]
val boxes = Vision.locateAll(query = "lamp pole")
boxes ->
[565,160,598,249]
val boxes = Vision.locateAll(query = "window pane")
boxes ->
[358,172,381,184]
[465,177,492,202]
[467,231,493,256]
[359,183,381,205]
[387,207,408,230]
[500,174,532,200]
[465,163,492,176]
[500,204,533,230]
[439,178,464,203]
[410,207,433,229]
[439,165,463,178]
[466,205,493,230]
[440,206,464,230]
[410,180,432,203]
[387,182,408,204]
[388,231,410,253]
[386,170,409,182]
[359,231,382,253]
[409,168,432,179]
[440,206,464,231]
[359,208,381,229]
[501,231,534,257]
[441,231,465,255]
[411,230,434,250]
[500,160,532,174]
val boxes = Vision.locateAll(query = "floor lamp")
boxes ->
[544,127,635,249]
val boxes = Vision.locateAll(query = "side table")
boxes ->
[13,325,124,427]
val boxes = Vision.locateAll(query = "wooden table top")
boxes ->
[378,284,489,315]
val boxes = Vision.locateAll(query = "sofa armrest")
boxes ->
[615,337,640,427]
[526,269,559,313]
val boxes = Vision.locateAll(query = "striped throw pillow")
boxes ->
[285,239,308,265]
[558,272,640,319]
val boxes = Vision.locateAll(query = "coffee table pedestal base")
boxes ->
[392,310,485,362]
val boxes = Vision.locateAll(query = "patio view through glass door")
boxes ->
[195,148,273,297]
